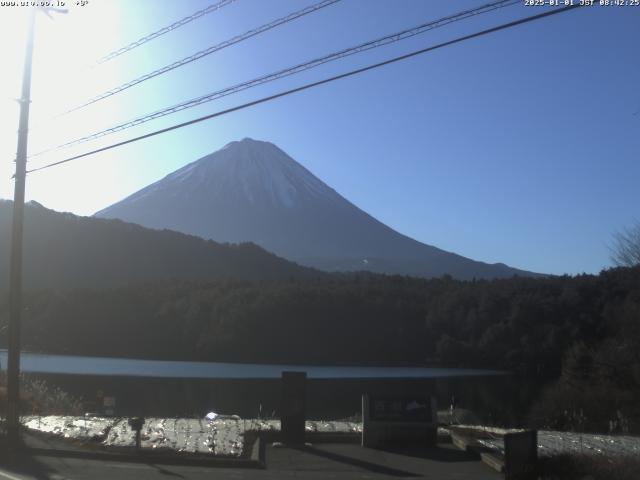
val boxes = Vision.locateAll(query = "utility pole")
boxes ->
[7,7,37,445]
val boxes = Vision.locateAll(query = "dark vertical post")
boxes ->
[128,417,145,452]
[281,371,306,445]
[7,7,37,445]
[504,430,538,480]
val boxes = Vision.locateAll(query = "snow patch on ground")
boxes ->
[21,416,361,457]
[22,415,113,441]
[477,430,640,458]
[23,416,638,459]
[104,417,243,456]
[450,424,640,458]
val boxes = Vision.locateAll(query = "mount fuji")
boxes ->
[95,138,536,279]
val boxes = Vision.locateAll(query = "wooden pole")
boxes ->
[7,7,36,445]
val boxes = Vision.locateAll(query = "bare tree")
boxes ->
[610,221,640,267]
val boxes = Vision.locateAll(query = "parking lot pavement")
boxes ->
[0,442,500,480]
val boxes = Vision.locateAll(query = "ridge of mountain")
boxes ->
[95,138,539,279]
[0,199,320,291]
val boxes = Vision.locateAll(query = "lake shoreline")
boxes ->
[0,349,506,379]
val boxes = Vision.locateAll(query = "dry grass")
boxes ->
[0,372,83,416]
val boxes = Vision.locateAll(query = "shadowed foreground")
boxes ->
[0,442,500,480]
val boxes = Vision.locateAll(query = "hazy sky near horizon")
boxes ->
[0,1,638,276]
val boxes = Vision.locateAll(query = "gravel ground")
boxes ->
[448,425,640,458]
[477,430,640,458]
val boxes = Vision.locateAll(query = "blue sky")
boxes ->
[0,0,638,276]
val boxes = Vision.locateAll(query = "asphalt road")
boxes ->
[0,443,501,480]
[0,457,251,480]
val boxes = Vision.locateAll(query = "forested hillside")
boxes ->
[0,200,320,290]
[2,266,638,431]
[1,267,635,370]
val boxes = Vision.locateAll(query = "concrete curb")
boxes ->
[450,429,505,473]
[247,433,266,468]
[480,451,505,473]
[260,430,361,444]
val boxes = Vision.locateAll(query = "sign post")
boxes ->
[504,430,538,480]
[362,394,437,448]
[281,371,306,445]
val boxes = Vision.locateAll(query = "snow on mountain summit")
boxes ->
[148,138,335,209]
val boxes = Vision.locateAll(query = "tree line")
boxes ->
[1,266,638,432]
[0,267,634,370]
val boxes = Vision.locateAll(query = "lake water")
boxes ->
[0,350,531,424]
[0,349,504,379]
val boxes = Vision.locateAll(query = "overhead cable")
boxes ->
[66,0,341,113]
[97,0,238,64]
[33,0,518,158]
[26,4,583,175]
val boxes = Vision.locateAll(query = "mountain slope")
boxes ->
[96,138,538,279]
[0,200,319,291]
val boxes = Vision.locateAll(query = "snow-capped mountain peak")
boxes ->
[137,138,335,209]
[96,138,537,279]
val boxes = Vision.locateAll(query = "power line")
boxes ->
[97,0,237,64]
[32,0,518,158]
[65,0,341,114]
[26,4,583,175]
